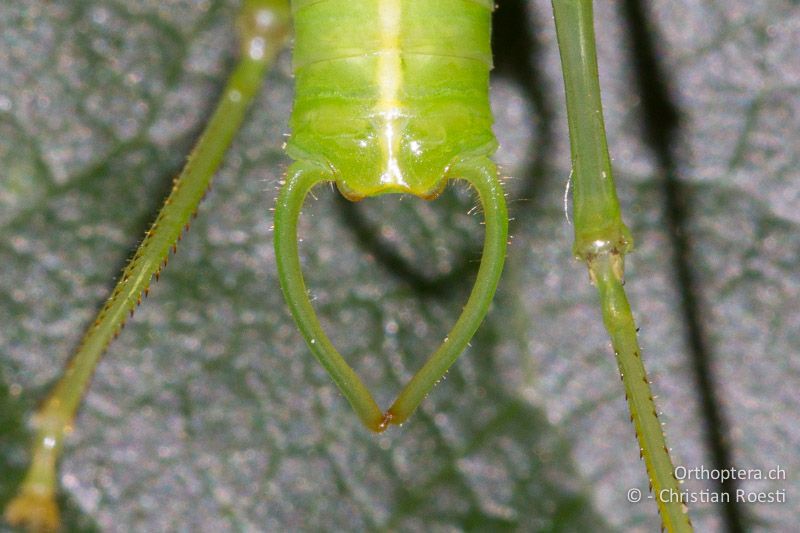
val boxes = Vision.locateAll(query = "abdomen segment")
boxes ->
[287,0,497,198]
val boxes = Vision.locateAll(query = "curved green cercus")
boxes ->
[387,157,507,426]
[273,162,386,431]
[274,157,507,432]
[551,1,693,531]
[4,2,292,531]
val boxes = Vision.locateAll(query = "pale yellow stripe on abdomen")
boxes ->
[376,0,406,187]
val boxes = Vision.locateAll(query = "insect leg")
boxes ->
[4,2,291,530]
[386,156,507,427]
[552,1,692,530]
[274,162,385,431]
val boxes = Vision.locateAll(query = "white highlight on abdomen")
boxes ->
[376,0,406,187]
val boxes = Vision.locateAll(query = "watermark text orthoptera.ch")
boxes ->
[674,465,786,483]
[626,465,788,505]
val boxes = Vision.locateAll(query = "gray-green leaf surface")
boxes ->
[0,0,797,531]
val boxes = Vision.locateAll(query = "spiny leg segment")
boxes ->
[552,1,692,531]
[273,157,507,432]
[4,2,291,531]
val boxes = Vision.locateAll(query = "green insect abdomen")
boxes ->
[288,0,497,199]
